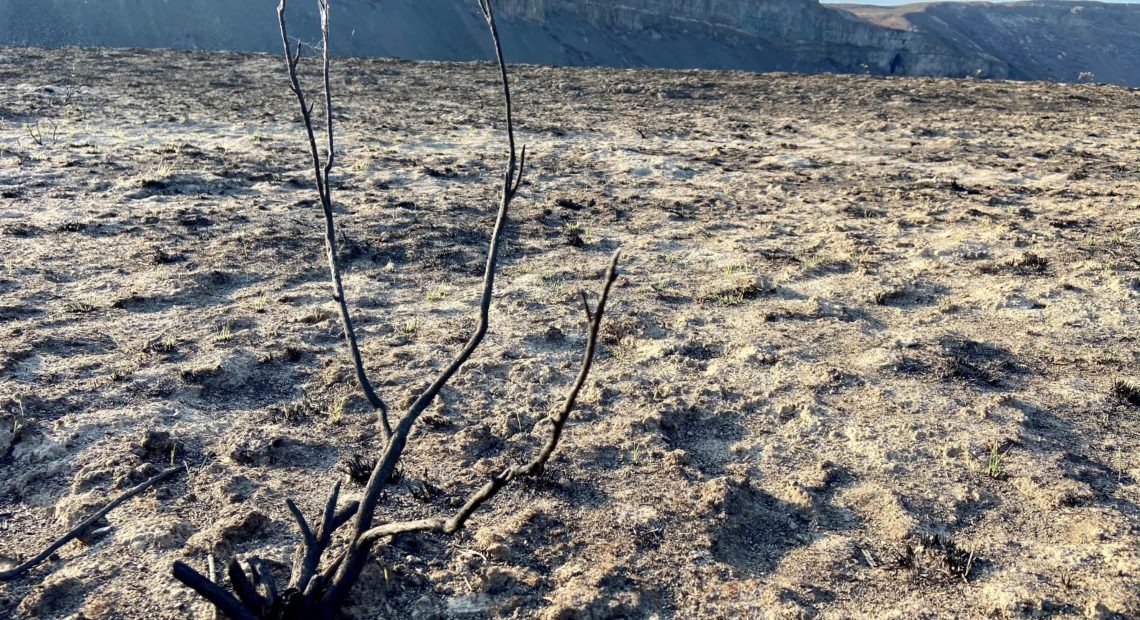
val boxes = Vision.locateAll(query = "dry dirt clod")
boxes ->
[186,511,271,558]
[0,416,16,458]
[17,576,87,618]
[478,567,510,593]
[485,543,511,563]
[227,433,282,467]
[137,429,184,460]
[220,475,257,503]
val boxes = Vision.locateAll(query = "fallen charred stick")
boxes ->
[1,466,182,581]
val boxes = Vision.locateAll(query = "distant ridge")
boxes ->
[841,1,1140,85]
[1,0,1138,85]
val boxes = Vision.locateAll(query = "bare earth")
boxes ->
[0,46,1138,619]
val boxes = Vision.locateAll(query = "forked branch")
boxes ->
[317,1,530,603]
[346,0,525,549]
[173,2,621,618]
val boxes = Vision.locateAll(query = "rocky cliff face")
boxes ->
[0,0,1137,85]
[849,1,1140,85]
[494,0,1009,78]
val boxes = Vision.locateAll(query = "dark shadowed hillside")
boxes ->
[0,1,1138,85]
[844,1,1140,85]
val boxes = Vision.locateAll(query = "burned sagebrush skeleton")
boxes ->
[171,1,621,618]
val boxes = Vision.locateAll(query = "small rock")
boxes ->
[667,449,692,466]
[542,326,565,343]
[1086,601,1115,619]
[11,433,65,463]
[409,595,443,620]
[446,594,489,616]
[141,429,171,452]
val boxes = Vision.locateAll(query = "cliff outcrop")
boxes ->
[1,0,1137,85]
[847,1,1140,85]
[494,0,1008,77]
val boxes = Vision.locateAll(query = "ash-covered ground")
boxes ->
[0,47,1138,618]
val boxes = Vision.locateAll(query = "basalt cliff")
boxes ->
[1,0,1138,85]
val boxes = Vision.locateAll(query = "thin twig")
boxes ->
[320,0,335,204]
[520,250,620,475]
[277,0,392,439]
[0,466,182,581]
[361,251,620,545]
[511,145,527,195]
[207,554,220,620]
[318,482,342,544]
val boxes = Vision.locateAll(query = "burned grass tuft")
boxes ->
[896,532,977,583]
[342,453,377,486]
[1111,379,1140,407]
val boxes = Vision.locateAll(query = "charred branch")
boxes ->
[276,0,391,439]
[1,466,182,582]
[173,2,621,618]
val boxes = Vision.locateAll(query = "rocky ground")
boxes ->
[0,46,1138,619]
